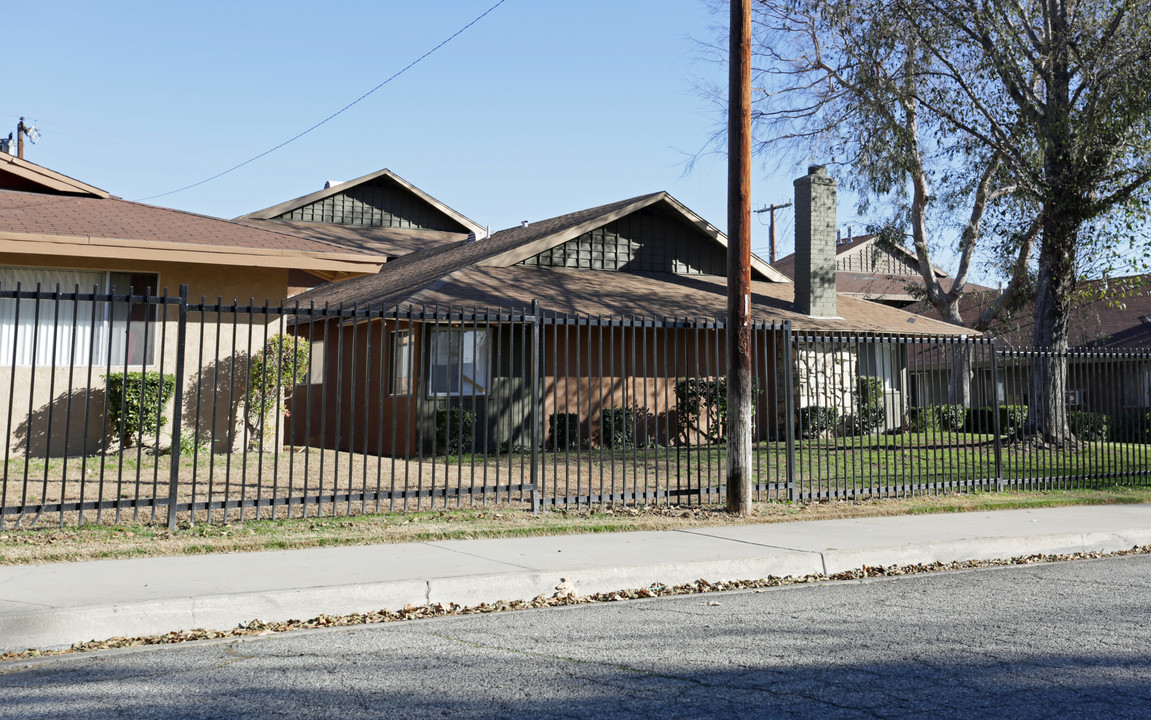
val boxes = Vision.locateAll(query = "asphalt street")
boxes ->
[2,554,1149,719]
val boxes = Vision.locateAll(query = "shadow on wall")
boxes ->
[11,386,109,458]
[181,353,251,454]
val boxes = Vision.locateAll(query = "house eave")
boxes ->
[0,231,384,276]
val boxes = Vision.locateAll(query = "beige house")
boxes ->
[0,155,383,456]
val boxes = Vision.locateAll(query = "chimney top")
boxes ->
[808,165,827,176]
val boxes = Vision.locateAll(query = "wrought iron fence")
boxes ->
[3,283,1150,528]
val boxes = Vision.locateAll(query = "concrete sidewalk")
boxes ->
[2,504,1150,653]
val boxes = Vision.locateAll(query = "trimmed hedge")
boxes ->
[1068,410,1109,441]
[912,404,968,432]
[798,406,838,438]
[965,405,1028,435]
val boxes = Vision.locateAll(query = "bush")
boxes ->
[965,405,1027,435]
[1114,410,1151,443]
[910,404,968,433]
[549,412,581,450]
[852,376,885,434]
[435,407,476,455]
[1069,410,1109,442]
[246,334,311,450]
[105,371,177,448]
[673,377,761,443]
[601,405,642,448]
[798,406,838,438]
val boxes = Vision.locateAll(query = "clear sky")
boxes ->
[5,0,871,262]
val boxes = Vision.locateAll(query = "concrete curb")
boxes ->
[5,526,1150,653]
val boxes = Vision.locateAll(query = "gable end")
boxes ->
[517,205,727,276]
[277,176,470,233]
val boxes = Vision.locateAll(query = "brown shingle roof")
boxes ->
[395,266,969,334]
[289,193,670,307]
[235,218,468,258]
[0,191,353,254]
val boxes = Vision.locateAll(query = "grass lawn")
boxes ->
[3,431,1150,527]
[0,485,1149,566]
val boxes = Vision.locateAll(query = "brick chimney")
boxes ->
[793,165,838,317]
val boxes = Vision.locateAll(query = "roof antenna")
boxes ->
[15,117,40,160]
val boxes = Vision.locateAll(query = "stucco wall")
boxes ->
[1,255,291,457]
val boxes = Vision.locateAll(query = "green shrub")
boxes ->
[549,412,581,450]
[601,405,642,448]
[1114,410,1151,443]
[1069,410,1109,441]
[105,371,177,448]
[798,406,838,438]
[911,404,969,433]
[435,407,476,455]
[246,334,311,450]
[852,376,885,434]
[673,377,762,443]
[934,404,968,432]
[965,405,1027,435]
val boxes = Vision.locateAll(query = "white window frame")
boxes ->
[389,328,413,395]
[427,327,490,398]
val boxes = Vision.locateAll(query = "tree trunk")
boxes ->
[1024,216,1077,446]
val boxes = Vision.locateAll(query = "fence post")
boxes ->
[167,285,189,531]
[991,338,1003,492]
[782,322,797,502]
[529,300,542,514]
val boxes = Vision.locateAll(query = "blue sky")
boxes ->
[5,0,870,262]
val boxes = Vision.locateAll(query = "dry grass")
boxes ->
[2,486,1149,566]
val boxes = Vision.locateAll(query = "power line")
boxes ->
[135,0,509,202]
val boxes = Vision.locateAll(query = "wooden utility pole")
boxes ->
[726,0,753,515]
[755,202,792,264]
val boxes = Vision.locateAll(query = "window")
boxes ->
[428,328,489,397]
[389,329,413,395]
[0,267,159,367]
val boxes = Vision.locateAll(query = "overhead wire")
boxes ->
[135,0,509,202]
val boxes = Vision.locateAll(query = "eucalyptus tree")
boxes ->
[748,0,1151,442]
[749,0,1036,405]
[894,0,1151,444]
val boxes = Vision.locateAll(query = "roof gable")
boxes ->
[0,154,108,198]
[238,168,484,236]
[476,192,790,282]
[775,234,948,279]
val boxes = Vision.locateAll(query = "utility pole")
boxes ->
[754,201,792,264]
[14,118,38,160]
[726,0,752,516]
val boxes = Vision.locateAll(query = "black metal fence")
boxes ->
[3,284,1150,529]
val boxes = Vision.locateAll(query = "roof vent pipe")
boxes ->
[521,220,529,228]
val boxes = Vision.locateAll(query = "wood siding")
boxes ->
[278,177,470,233]
[836,242,919,275]
[519,206,727,276]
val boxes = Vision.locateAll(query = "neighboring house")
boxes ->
[234,168,486,271]
[773,232,991,307]
[909,277,1151,422]
[0,155,384,456]
[286,167,970,456]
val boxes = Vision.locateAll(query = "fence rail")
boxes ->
[3,284,1151,528]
